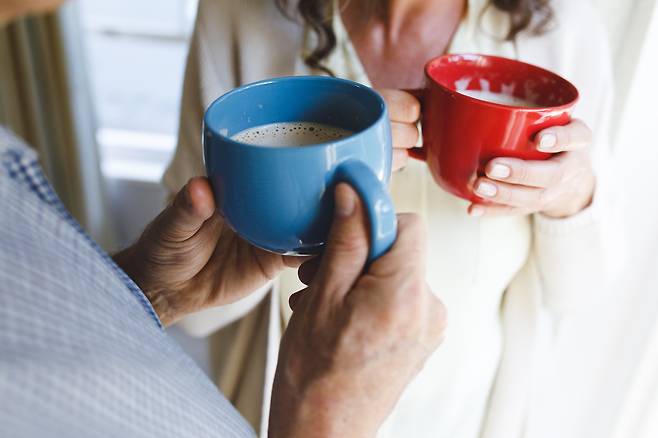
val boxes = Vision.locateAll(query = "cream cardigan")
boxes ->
[164,0,620,437]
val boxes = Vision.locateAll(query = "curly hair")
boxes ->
[275,0,554,75]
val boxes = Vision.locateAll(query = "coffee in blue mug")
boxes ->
[203,76,397,261]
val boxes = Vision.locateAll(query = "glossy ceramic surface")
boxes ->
[203,76,396,261]
[410,54,579,201]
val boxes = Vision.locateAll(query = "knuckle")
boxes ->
[331,231,368,255]
[392,123,417,147]
[497,186,513,205]
[391,122,403,141]
[402,272,428,301]
[389,290,426,335]
[550,162,567,187]
[400,125,414,146]
[405,124,419,145]
[515,162,529,184]
[378,305,406,335]
[385,91,413,121]
[384,90,421,123]
[147,238,199,269]
[406,98,421,122]
[572,120,592,147]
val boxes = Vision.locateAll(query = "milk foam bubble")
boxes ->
[232,122,353,147]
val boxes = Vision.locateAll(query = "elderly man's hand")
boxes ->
[114,177,302,326]
[269,184,447,438]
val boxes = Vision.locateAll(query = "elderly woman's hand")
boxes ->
[378,89,421,172]
[469,120,596,218]
[379,88,595,219]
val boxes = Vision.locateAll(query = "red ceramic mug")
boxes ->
[407,54,579,202]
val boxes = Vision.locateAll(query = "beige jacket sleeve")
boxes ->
[163,0,238,194]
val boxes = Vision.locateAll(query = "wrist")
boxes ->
[113,245,140,281]
[112,245,177,326]
[269,372,381,438]
[542,175,595,219]
[543,196,592,219]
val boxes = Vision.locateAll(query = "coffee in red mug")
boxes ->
[408,54,579,202]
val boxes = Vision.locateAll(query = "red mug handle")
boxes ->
[403,88,427,162]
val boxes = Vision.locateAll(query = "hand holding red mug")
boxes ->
[380,54,592,219]
[469,120,595,218]
[380,87,595,219]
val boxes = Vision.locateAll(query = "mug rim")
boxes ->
[424,53,580,112]
[204,76,389,150]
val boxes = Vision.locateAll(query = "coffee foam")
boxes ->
[458,89,539,108]
[232,122,353,147]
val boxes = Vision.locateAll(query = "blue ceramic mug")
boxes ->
[203,76,397,261]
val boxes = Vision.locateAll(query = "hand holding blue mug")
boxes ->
[203,76,397,261]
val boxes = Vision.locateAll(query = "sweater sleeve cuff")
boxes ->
[531,188,613,315]
[533,193,602,236]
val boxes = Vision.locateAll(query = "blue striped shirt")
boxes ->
[0,128,255,438]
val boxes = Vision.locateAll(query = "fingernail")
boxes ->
[469,206,484,217]
[475,181,497,198]
[335,185,356,218]
[538,132,558,152]
[490,163,511,179]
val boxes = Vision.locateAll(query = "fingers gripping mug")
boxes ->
[408,54,580,202]
[203,76,397,262]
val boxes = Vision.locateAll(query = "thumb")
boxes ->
[313,183,370,306]
[153,177,216,243]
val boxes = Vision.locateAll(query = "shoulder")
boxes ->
[0,128,39,183]
[550,0,605,30]
[551,0,610,56]
[519,0,610,72]
[188,0,304,101]
[193,0,304,81]
[196,0,301,40]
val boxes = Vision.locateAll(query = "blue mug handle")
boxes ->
[334,160,398,262]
